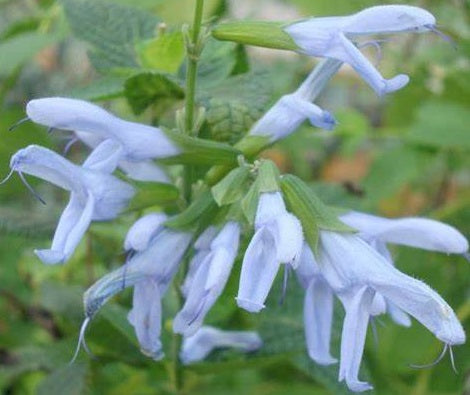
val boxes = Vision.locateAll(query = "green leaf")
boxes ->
[151,0,225,24]
[62,0,159,71]
[0,18,41,40]
[39,282,83,322]
[137,32,185,74]
[37,362,88,395]
[407,101,470,150]
[100,303,139,347]
[258,275,354,394]
[212,21,299,51]
[127,182,179,211]
[124,71,184,114]
[0,32,60,75]
[293,355,353,395]
[211,166,251,206]
[363,145,432,203]
[196,38,242,88]
[198,72,272,144]
[66,76,127,101]
[0,211,55,240]
[281,175,355,253]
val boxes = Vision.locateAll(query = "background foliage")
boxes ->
[0,0,468,394]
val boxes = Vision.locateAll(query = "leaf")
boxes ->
[39,281,84,322]
[406,101,470,150]
[151,0,225,24]
[293,355,353,395]
[0,212,55,240]
[257,275,356,394]
[124,72,184,114]
[37,362,88,395]
[62,0,159,71]
[137,32,185,74]
[0,32,60,75]
[363,145,432,203]
[100,303,139,347]
[196,39,242,88]
[66,76,127,101]
[198,72,272,143]
[0,18,41,40]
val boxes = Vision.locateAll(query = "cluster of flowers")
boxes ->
[5,5,467,392]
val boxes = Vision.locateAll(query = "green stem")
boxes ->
[182,0,205,204]
[184,0,205,136]
[173,1,205,392]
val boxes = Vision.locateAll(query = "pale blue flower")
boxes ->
[81,226,192,360]
[340,211,469,254]
[249,63,337,143]
[340,211,469,327]
[26,97,177,182]
[174,222,241,336]
[294,243,337,366]
[9,143,135,265]
[317,231,465,392]
[237,192,303,312]
[285,5,437,96]
[180,326,262,365]
[124,212,168,252]
[127,278,164,360]
[180,226,219,296]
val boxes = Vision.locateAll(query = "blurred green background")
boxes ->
[0,0,469,394]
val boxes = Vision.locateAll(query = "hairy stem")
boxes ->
[184,0,205,136]
[182,0,205,204]
[173,1,205,392]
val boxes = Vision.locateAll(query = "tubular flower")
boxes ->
[26,97,178,182]
[249,63,337,143]
[174,221,241,336]
[82,225,193,359]
[339,211,469,254]
[294,243,337,366]
[285,5,437,96]
[180,326,263,365]
[340,211,469,326]
[127,278,164,360]
[181,226,219,296]
[124,212,168,252]
[316,231,465,392]
[237,191,303,312]
[9,143,134,265]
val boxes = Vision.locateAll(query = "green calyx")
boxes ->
[280,174,355,254]
[127,181,180,212]
[212,21,299,52]
[241,160,281,224]
[211,165,252,206]
[160,128,242,166]
[205,135,271,186]
[164,189,219,232]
